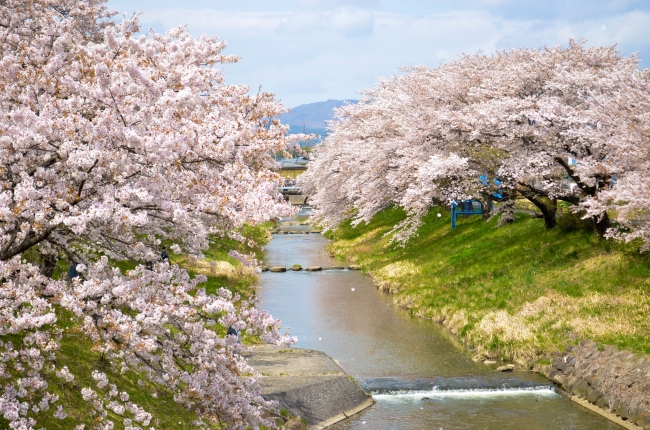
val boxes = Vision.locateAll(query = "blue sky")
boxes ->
[106,0,650,108]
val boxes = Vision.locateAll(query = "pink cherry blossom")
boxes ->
[302,41,650,248]
[0,1,299,428]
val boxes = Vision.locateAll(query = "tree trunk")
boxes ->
[497,198,515,226]
[40,253,58,278]
[478,195,493,221]
[524,195,557,229]
[593,211,611,237]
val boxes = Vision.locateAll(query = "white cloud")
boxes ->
[138,8,286,35]
[494,10,650,61]
[274,7,374,38]
[107,0,650,107]
[330,7,375,38]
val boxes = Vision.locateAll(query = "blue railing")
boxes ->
[450,176,503,229]
[451,200,485,228]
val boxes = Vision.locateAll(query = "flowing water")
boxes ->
[257,215,620,429]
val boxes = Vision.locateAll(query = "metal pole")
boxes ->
[451,203,457,229]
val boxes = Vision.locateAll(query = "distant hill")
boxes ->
[280,99,358,133]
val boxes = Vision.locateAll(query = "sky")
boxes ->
[105,0,650,108]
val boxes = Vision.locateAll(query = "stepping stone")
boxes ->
[306,267,322,272]
[260,266,270,272]
[326,266,344,270]
[270,267,287,272]
[291,265,303,271]
[496,364,515,372]
[348,264,362,270]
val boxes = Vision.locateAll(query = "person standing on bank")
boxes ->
[68,260,79,281]
[160,246,169,262]
[227,326,241,344]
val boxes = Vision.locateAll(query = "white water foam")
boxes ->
[373,386,557,401]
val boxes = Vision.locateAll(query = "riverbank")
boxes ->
[324,206,650,429]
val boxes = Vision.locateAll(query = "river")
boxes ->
[256,216,620,429]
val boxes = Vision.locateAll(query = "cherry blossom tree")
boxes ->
[458,41,640,234]
[302,41,649,246]
[301,62,510,239]
[580,68,650,249]
[1,1,297,428]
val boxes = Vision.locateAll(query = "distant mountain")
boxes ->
[280,99,358,131]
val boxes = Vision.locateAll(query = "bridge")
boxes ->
[277,157,310,204]
[278,185,302,195]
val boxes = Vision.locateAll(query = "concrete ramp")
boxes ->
[246,346,373,429]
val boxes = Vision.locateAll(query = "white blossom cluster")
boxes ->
[302,41,650,247]
[0,0,299,428]
[228,250,259,267]
[76,371,152,429]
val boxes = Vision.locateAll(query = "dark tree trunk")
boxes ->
[40,254,58,278]
[478,195,493,221]
[523,194,557,229]
[593,211,611,237]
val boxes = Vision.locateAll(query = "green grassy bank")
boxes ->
[1,225,271,429]
[326,207,650,365]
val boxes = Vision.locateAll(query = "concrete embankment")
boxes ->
[535,340,650,429]
[246,345,373,429]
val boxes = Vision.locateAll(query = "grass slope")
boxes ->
[327,207,650,362]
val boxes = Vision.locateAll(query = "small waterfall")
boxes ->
[363,376,556,400]
[373,386,556,401]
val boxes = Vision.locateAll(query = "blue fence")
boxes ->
[450,176,503,229]
[451,200,484,229]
